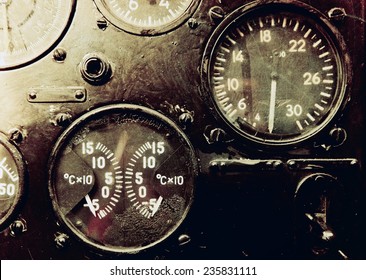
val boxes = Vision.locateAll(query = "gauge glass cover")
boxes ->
[94,0,199,35]
[203,3,350,145]
[49,105,197,253]
[0,0,75,70]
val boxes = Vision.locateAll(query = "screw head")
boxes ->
[187,18,199,29]
[209,6,225,24]
[97,18,108,30]
[9,219,27,237]
[75,90,85,100]
[328,7,346,21]
[55,113,72,127]
[54,232,70,249]
[53,48,67,62]
[329,127,347,147]
[28,90,37,100]
[8,128,24,144]
[178,234,191,246]
[179,112,194,125]
[209,128,226,143]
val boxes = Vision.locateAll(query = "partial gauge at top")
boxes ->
[201,1,351,146]
[93,0,200,35]
[0,0,75,70]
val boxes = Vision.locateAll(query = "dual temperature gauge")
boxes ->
[202,1,351,145]
[49,105,198,253]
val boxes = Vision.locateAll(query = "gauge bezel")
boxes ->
[48,104,198,254]
[93,0,201,36]
[0,0,76,70]
[200,0,352,147]
[0,133,26,231]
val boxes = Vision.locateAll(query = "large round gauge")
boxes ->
[0,0,75,70]
[0,133,26,230]
[48,104,198,253]
[201,1,351,145]
[93,0,200,35]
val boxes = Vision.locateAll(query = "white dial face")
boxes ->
[94,0,199,35]
[0,0,75,69]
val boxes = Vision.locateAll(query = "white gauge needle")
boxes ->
[1,1,10,53]
[84,194,97,217]
[268,73,278,133]
[151,196,163,217]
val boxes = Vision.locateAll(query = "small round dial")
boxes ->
[202,2,350,145]
[49,104,197,253]
[0,133,26,230]
[93,0,200,35]
[0,0,75,70]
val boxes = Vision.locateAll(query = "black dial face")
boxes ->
[203,3,349,145]
[0,134,25,229]
[49,105,197,253]
[0,0,75,70]
[93,0,200,35]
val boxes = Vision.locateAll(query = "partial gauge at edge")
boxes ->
[93,0,200,35]
[0,133,26,230]
[48,104,198,253]
[201,1,351,146]
[0,0,75,70]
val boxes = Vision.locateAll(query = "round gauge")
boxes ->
[48,104,198,253]
[0,133,26,230]
[0,0,75,70]
[93,0,200,35]
[201,1,351,145]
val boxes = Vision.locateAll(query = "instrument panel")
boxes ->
[0,0,365,260]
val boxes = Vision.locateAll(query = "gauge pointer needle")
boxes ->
[268,72,278,134]
[84,194,97,217]
[151,196,163,217]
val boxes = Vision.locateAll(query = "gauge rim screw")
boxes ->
[97,18,108,30]
[9,219,27,237]
[54,232,70,249]
[209,127,226,143]
[328,7,346,21]
[55,113,72,127]
[329,127,347,147]
[187,18,199,29]
[8,128,24,144]
[53,48,67,62]
[179,112,194,126]
[178,234,191,246]
[209,6,225,24]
